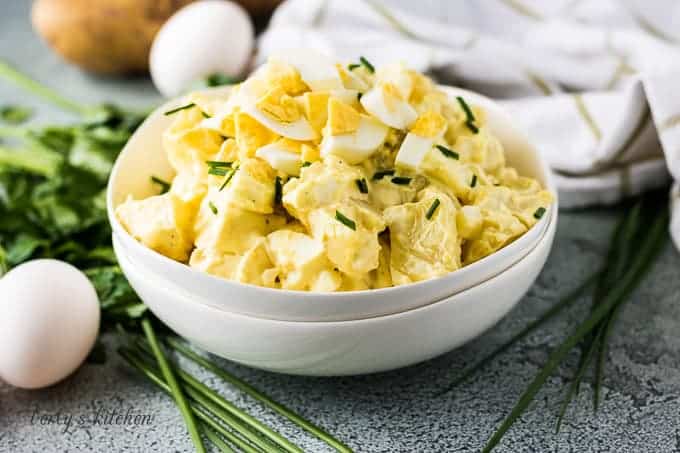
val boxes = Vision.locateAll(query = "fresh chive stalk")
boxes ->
[359,56,375,73]
[206,160,232,168]
[481,205,668,453]
[456,96,475,123]
[164,103,196,116]
[356,178,369,194]
[0,59,90,115]
[118,348,256,453]
[203,425,236,453]
[135,337,293,451]
[150,176,171,194]
[436,145,459,160]
[335,210,357,230]
[141,320,206,453]
[167,338,353,453]
[533,207,546,219]
[436,274,598,395]
[275,176,283,204]
[425,199,440,220]
[209,201,218,215]
[208,167,229,177]
[219,166,238,191]
[470,174,477,188]
[348,63,360,71]
[465,122,479,134]
[390,176,411,185]
[372,169,395,180]
[302,161,312,168]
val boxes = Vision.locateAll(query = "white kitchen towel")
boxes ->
[257,0,680,250]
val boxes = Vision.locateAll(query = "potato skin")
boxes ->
[32,0,195,75]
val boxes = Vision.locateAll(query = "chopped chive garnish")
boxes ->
[355,178,368,194]
[164,102,196,116]
[208,167,228,177]
[274,176,282,204]
[372,169,395,180]
[348,63,360,71]
[208,201,218,215]
[206,160,232,168]
[470,174,477,188]
[359,56,375,73]
[426,198,441,220]
[302,161,312,167]
[201,111,211,119]
[219,167,237,191]
[456,96,475,123]
[357,92,363,101]
[534,207,546,219]
[391,176,411,185]
[436,145,459,160]
[465,121,479,134]
[335,210,356,230]
[150,176,171,194]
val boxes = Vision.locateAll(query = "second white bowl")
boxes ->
[114,197,556,376]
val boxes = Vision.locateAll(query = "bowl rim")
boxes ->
[107,85,557,300]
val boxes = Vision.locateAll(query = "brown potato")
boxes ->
[32,0,196,75]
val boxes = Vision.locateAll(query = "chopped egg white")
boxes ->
[256,142,302,176]
[270,49,344,92]
[320,116,389,164]
[360,84,418,129]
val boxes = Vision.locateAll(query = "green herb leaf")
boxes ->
[359,56,375,73]
[425,199,440,220]
[164,103,196,116]
[335,210,356,230]
[533,207,546,219]
[372,169,395,180]
[355,178,368,194]
[150,176,171,194]
[470,174,477,188]
[208,201,218,215]
[348,63,361,71]
[436,145,459,160]
[1,105,32,124]
[391,176,411,185]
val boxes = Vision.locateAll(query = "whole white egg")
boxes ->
[0,259,100,389]
[150,0,255,97]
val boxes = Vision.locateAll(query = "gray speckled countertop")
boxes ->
[2,1,680,452]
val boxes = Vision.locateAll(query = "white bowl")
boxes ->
[107,86,556,322]
[113,200,556,376]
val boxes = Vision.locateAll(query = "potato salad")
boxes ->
[116,50,553,292]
